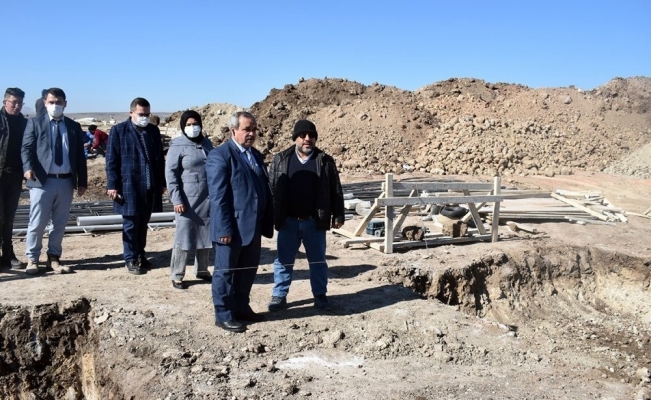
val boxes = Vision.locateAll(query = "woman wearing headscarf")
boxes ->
[165,110,214,289]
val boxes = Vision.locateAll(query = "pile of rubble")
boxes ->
[168,76,651,177]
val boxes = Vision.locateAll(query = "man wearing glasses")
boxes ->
[0,88,27,269]
[267,120,345,312]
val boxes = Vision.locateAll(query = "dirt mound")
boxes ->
[605,141,651,178]
[165,102,243,145]
[236,76,651,177]
[76,76,651,200]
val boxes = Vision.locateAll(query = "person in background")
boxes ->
[0,87,27,269]
[105,97,166,275]
[83,128,94,159]
[165,110,214,289]
[21,87,87,275]
[267,120,345,312]
[150,115,160,127]
[34,89,47,116]
[87,124,109,156]
[206,111,273,333]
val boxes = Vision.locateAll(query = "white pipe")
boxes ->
[77,212,176,226]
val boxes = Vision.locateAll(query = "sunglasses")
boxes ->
[298,132,317,139]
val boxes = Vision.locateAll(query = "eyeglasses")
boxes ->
[4,100,24,106]
[298,132,317,139]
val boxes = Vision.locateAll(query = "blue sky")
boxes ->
[2,0,649,113]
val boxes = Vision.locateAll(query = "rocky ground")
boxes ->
[1,76,651,399]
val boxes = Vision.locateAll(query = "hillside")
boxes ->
[170,76,651,178]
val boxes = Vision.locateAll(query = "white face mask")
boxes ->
[184,125,201,138]
[135,116,149,127]
[47,104,64,119]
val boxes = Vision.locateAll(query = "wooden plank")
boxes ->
[482,211,590,216]
[643,206,651,216]
[550,193,609,221]
[351,191,385,236]
[332,228,357,239]
[377,195,503,207]
[342,236,396,248]
[565,217,616,226]
[505,221,538,233]
[394,189,416,234]
[555,189,602,199]
[389,182,494,191]
[344,231,453,247]
[463,189,486,235]
[491,177,501,242]
[384,174,395,254]
[626,211,651,219]
[490,215,572,220]
[370,234,493,251]
[462,202,486,223]
[500,192,553,199]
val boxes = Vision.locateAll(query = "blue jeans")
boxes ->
[272,217,328,298]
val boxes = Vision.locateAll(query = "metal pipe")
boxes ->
[77,212,176,226]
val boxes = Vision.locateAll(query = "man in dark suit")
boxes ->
[206,111,273,333]
[21,87,87,275]
[105,97,166,275]
[0,87,28,269]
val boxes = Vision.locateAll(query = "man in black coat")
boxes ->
[267,120,345,312]
[0,87,27,268]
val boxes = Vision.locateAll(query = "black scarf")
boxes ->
[179,110,204,143]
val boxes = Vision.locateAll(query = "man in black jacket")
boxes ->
[268,120,345,312]
[0,88,27,269]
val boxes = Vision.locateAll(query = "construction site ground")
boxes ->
[1,169,651,399]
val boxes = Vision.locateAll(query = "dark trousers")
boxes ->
[121,190,154,262]
[0,172,23,259]
[212,227,262,322]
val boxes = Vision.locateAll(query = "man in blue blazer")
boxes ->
[21,88,87,275]
[105,97,166,275]
[206,111,273,333]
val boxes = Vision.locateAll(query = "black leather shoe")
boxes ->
[215,320,246,333]
[234,311,265,322]
[139,256,154,269]
[172,280,187,289]
[196,274,212,282]
[125,261,143,275]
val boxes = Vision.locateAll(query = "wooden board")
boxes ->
[377,195,503,207]
[550,193,609,221]
[370,234,492,251]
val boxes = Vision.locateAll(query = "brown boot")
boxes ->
[47,253,71,274]
[25,259,39,275]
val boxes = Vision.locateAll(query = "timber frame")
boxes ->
[333,174,503,253]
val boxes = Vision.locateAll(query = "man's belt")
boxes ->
[47,173,72,179]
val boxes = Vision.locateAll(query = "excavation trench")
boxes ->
[0,298,124,400]
[385,243,651,322]
[382,243,651,376]
[1,244,650,398]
